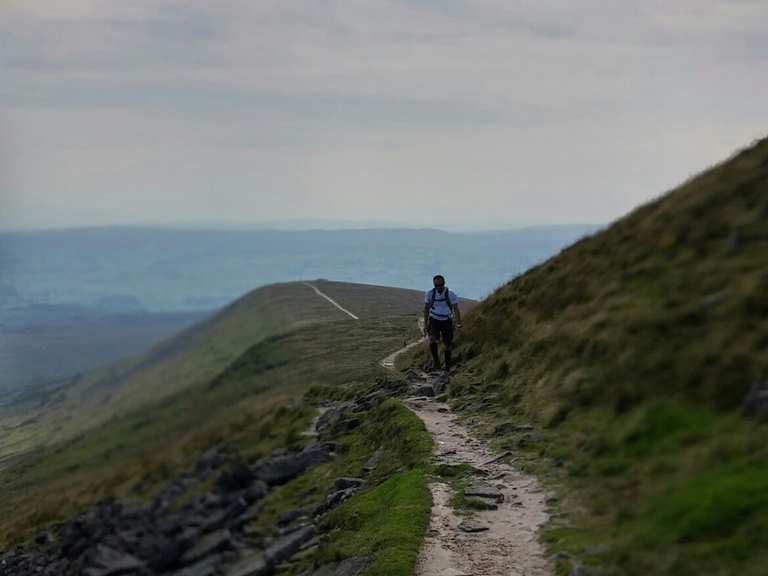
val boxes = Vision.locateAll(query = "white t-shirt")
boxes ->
[425,288,459,320]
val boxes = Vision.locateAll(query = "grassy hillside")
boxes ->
[414,137,768,575]
[0,280,427,550]
[0,281,423,467]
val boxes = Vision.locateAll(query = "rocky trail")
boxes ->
[387,346,551,575]
[1,299,551,576]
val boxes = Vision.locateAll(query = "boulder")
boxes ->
[171,554,223,576]
[322,488,358,511]
[412,384,435,397]
[216,462,256,493]
[180,529,233,566]
[83,544,145,576]
[136,533,184,571]
[234,503,262,529]
[277,509,305,526]
[316,403,355,433]
[361,448,382,475]
[333,478,365,491]
[254,444,332,486]
[243,481,268,504]
[203,496,249,532]
[265,526,316,565]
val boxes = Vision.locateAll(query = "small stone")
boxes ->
[464,496,498,510]
[464,483,505,503]
[432,374,449,395]
[458,519,489,533]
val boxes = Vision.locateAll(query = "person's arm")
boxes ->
[453,303,462,327]
[451,292,462,327]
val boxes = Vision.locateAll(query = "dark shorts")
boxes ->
[429,317,454,345]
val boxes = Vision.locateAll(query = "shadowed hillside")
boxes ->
[430,137,768,575]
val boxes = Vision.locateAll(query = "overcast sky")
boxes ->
[1,1,766,231]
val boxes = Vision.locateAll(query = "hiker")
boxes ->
[423,274,462,371]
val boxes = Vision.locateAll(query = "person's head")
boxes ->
[433,274,445,292]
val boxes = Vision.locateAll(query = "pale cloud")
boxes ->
[1,1,766,229]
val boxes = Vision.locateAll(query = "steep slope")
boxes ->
[425,137,768,575]
[0,281,424,467]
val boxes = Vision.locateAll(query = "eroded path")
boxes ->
[407,395,550,576]
[381,334,551,576]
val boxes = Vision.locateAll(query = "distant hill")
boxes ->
[0,225,589,393]
[441,137,768,575]
[0,280,428,467]
[0,225,595,313]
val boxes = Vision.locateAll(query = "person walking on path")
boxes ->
[423,274,462,372]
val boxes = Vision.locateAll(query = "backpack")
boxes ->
[429,287,453,318]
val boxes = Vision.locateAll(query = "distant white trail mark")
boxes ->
[303,282,360,320]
